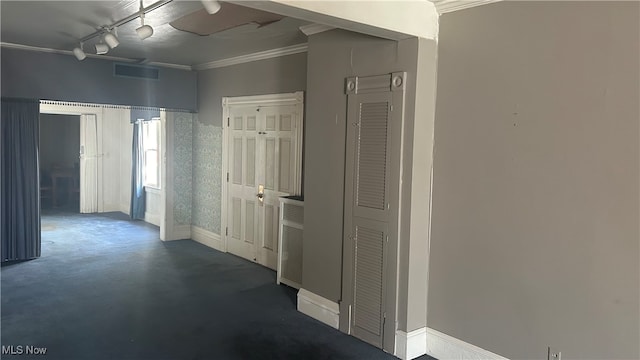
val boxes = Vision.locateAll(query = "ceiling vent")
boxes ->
[114,63,159,80]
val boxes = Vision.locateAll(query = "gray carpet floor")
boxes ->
[1,210,431,360]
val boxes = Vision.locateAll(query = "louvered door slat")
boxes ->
[353,224,385,337]
[356,101,389,211]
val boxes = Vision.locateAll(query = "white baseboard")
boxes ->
[144,212,160,227]
[191,226,225,252]
[426,328,508,360]
[297,288,339,329]
[395,328,427,360]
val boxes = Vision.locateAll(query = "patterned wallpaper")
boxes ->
[191,118,222,234]
[171,112,193,226]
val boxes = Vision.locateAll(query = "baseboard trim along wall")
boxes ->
[297,288,339,329]
[190,226,224,252]
[395,328,427,360]
[426,328,509,360]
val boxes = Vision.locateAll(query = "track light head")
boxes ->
[136,24,153,40]
[136,13,153,40]
[73,46,86,61]
[201,0,221,14]
[104,31,119,49]
[95,43,109,55]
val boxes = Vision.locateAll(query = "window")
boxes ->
[142,119,161,188]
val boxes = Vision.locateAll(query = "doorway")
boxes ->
[222,92,304,270]
[39,114,81,211]
[39,103,103,214]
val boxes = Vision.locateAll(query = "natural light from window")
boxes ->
[143,119,160,189]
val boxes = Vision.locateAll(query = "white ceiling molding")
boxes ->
[299,23,335,36]
[194,43,308,71]
[432,0,502,14]
[0,42,193,71]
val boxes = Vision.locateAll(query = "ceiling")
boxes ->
[0,1,310,67]
[0,1,499,68]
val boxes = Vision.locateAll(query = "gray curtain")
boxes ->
[1,98,41,262]
[130,121,145,220]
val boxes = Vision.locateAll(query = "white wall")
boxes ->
[144,188,161,226]
[429,2,639,359]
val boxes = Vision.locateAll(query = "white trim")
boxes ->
[159,111,171,241]
[222,92,304,106]
[194,43,308,71]
[297,288,340,329]
[1,42,192,71]
[433,0,502,14]
[395,328,427,360]
[191,226,225,252]
[220,109,229,253]
[426,328,509,360]
[299,23,335,36]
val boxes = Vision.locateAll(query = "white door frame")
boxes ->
[39,101,105,213]
[221,91,304,252]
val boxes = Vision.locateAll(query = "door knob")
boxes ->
[257,184,264,203]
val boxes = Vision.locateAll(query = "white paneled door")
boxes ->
[226,102,301,270]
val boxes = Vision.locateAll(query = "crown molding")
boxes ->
[193,43,308,71]
[299,23,335,36]
[433,0,502,13]
[0,42,193,71]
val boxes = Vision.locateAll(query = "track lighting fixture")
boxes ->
[72,43,86,61]
[72,0,172,60]
[104,29,119,49]
[136,12,153,40]
[95,43,109,55]
[201,0,222,14]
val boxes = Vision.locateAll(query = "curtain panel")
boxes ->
[130,121,145,220]
[1,98,41,262]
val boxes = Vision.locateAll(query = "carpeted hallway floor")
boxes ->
[1,211,432,360]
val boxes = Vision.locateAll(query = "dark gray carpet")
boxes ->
[1,211,423,360]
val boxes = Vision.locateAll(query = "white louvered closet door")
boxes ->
[79,114,99,213]
[343,77,394,349]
